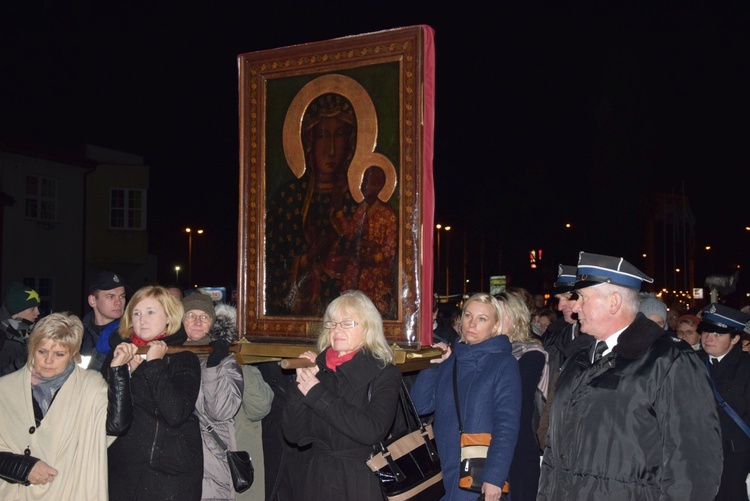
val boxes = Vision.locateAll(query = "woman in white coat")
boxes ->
[0,312,135,500]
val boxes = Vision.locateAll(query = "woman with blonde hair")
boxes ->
[103,285,203,501]
[411,292,522,500]
[496,290,549,501]
[0,312,135,499]
[281,290,402,499]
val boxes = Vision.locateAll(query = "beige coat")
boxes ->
[0,366,114,500]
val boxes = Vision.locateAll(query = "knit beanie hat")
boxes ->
[639,295,667,330]
[4,282,41,316]
[182,291,216,322]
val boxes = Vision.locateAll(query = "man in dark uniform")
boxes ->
[698,303,750,501]
[537,264,579,448]
[539,251,722,500]
[542,264,580,376]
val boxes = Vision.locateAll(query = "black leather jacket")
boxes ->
[0,364,132,485]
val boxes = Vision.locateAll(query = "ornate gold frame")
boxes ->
[237,26,434,347]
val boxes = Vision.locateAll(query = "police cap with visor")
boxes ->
[572,251,654,291]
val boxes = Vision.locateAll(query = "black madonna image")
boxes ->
[265,74,399,320]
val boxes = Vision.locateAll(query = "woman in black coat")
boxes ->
[281,290,402,500]
[498,291,549,501]
[105,285,203,501]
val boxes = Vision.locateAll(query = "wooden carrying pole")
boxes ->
[133,345,445,372]
[135,345,241,355]
[279,358,316,369]
[278,347,445,370]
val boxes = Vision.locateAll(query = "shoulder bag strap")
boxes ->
[452,357,464,433]
[194,409,230,452]
[372,378,438,457]
[704,357,750,438]
[399,380,424,431]
[370,378,421,432]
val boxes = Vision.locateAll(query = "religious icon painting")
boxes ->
[237,25,436,347]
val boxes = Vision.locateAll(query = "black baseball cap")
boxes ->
[88,271,130,294]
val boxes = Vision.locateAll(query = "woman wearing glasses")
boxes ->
[281,290,402,500]
[182,291,244,501]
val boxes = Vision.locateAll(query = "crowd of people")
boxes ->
[1,251,749,500]
[0,274,274,501]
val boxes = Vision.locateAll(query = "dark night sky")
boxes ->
[1,1,748,298]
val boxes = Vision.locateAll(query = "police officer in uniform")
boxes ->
[539,251,723,500]
[698,303,750,501]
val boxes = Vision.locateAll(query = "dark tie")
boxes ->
[711,357,718,366]
[593,341,607,362]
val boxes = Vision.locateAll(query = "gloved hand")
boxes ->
[207,340,231,368]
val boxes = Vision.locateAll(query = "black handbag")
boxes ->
[195,410,254,493]
[366,380,445,500]
[226,449,254,493]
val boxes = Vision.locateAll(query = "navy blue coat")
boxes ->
[410,335,522,500]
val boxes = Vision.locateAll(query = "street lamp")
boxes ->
[436,224,451,298]
[444,226,451,298]
[436,224,442,294]
[185,227,204,287]
[174,266,181,284]
[463,230,468,298]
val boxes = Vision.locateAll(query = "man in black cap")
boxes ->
[697,303,750,501]
[82,271,128,371]
[536,264,580,449]
[542,264,580,374]
[539,251,722,500]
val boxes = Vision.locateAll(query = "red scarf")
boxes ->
[325,348,359,371]
[130,332,168,346]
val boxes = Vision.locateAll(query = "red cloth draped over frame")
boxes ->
[420,25,436,347]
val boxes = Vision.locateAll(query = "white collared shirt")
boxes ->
[597,327,627,358]
[711,353,729,364]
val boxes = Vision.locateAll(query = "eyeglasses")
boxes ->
[323,319,359,329]
[185,312,211,323]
